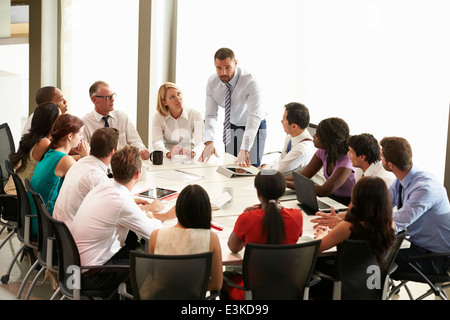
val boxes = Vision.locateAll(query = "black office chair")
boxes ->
[1,160,37,285]
[22,179,59,299]
[316,232,406,300]
[389,248,450,300]
[0,163,18,250]
[46,210,128,300]
[224,240,322,300]
[120,250,218,300]
[0,123,15,186]
[306,123,317,137]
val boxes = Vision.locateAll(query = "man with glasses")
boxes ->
[82,80,150,160]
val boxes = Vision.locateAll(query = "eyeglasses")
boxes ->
[95,93,116,101]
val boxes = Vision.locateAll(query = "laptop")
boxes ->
[292,171,348,215]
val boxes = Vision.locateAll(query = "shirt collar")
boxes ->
[113,179,132,195]
[364,162,379,176]
[166,108,189,121]
[86,155,109,173]
[291,129,313,143]
[399,164,416,187]
[223,67,240,90]
[93,110,115,123]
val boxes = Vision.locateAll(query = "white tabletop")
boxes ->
[133,153,325,266]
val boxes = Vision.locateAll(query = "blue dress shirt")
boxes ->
[390,165,450,253]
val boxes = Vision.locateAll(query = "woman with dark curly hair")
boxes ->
[287,117,355,205]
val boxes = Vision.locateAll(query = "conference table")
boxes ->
[133,153,323,266]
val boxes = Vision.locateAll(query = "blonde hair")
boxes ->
[156,82,181,116]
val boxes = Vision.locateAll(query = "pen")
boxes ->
[174,169,204,179]
[211,222,224,231]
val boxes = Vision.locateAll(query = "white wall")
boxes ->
[177,0,450,181]
[304,0,450,182]
[0,70,21,147]
[62,0,139,123]
[176,0,304,154]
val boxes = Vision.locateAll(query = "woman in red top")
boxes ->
[228,170,303,252]
[224,170,303,300]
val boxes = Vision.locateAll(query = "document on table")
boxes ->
[156,170,204,183]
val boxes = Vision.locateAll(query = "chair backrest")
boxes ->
[385,231,407,273]
[46,213,82,299]
[0,123,15,186]
[242,240,321,300]
[130,250,213,300]
[307,123,317,137]
[0,165,5,194]
[334,239,388,300]
[0,161,18,222]
[25,179,56,268]
[5,160,31,238]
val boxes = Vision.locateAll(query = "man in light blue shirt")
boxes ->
[380,137,450,275]
[199,48,266,167]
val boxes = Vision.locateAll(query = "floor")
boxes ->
[0,227,448,301]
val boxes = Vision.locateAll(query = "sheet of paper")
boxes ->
[211,192,232,210]
[155,170,203,183]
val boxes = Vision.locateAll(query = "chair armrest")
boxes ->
[24,215,38,249]
[118,282,134,300]
[307,273,322,287]
[388,262,398,275]
[407,252,450,262]
[80,264,129,272]
[46,236,59,272]
[205,290,221,300]
[314,270,338,282]
[223,275,247,291]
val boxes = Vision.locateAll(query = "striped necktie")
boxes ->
[223,83,232,145]
[102,115,110,127]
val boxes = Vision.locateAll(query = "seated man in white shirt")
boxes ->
[82,80,150,160]
[260,102,315,174]
[347,133,395,187]
[53,127,164,231]
[70,145,176,296]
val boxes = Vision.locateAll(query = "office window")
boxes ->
[61,0,139,123]
[177,0,450,181]
[176,0,304,154]
[304,0,450,182]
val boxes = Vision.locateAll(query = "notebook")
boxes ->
[292,171,348,215]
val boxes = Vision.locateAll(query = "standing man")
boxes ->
[22,86,68,135]
[380,136,450,276]
[82,80,150,160]
[200,48,266,167]
[260,102,315,174]
[347,133,395,187]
